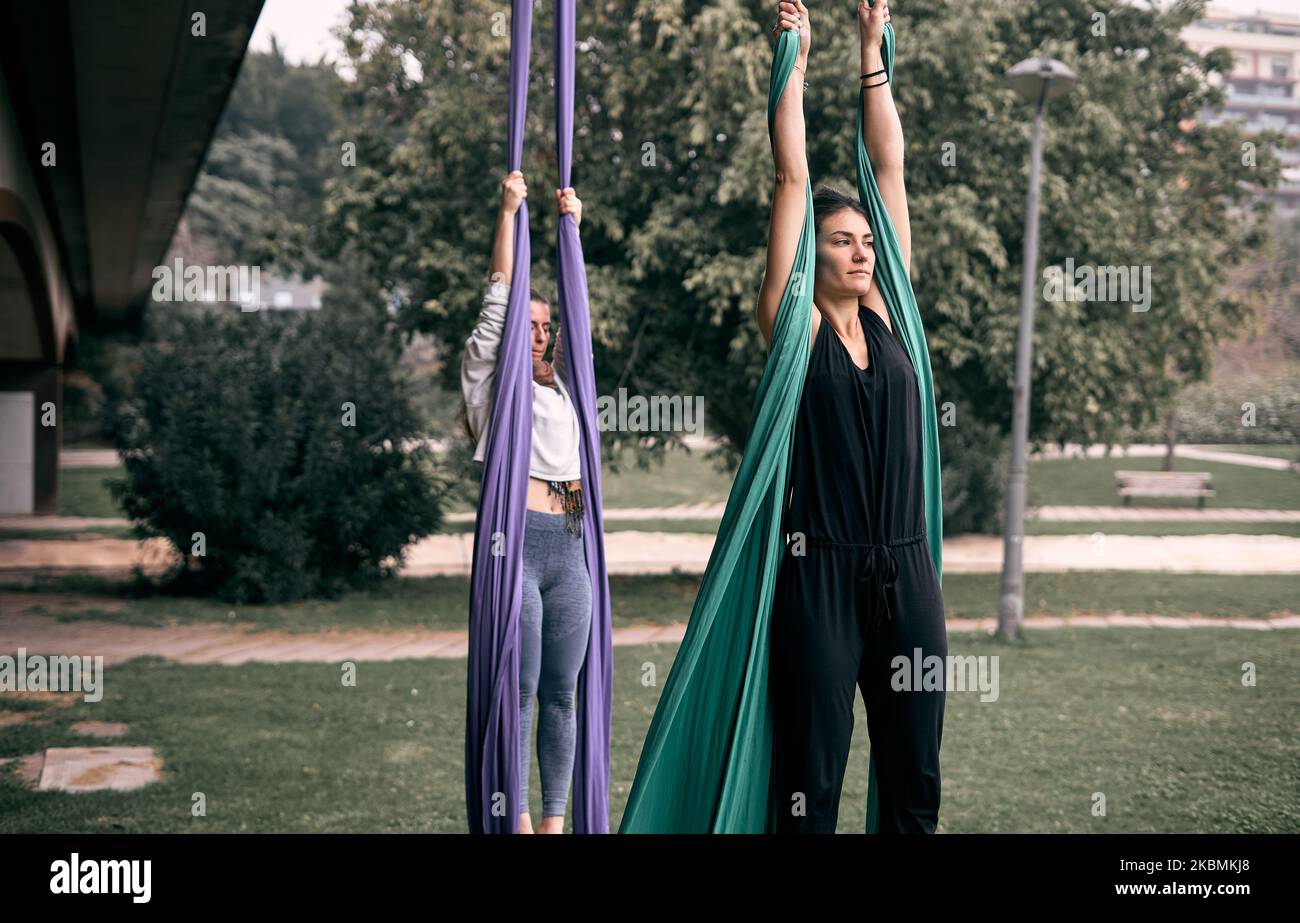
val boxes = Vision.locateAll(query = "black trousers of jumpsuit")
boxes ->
[769,305,947,834]
[770,531,946,833]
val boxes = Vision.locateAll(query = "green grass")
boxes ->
[58,468,128,519]
[0,628,1294,832]
[0,573,709,631]
[936,572,1298,619]
[2,570,1293,632]
[437,517,723,534]
[1024,522,1300,537]
[1206,444,1300,461]
[53,448,1300,534]
[445,448,737,515]
[1028,456,1300,510]
[58,455,737,524]
[6,518,1297,540]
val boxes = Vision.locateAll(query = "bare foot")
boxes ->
[537,815,565,834]
[518,812,534,834]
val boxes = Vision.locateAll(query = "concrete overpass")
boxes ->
[0,0,264,513]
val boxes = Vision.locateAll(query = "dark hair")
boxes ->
[529,287,550,308]
[811,183,871,237]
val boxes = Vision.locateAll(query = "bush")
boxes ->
[1124,362,1300,446]
[939,403,1008,536]
[102,304,447,603]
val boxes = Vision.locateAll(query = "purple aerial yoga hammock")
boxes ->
[464,0,613,834]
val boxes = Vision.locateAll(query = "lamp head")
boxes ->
[1005,56,1078,103]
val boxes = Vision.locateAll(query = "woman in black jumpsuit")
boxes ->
[762,0,946,835]
[769,295,947,834]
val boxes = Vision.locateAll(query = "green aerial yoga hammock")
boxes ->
[617,10,942,834]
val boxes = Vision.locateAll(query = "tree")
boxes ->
[316,0,1283,528]
[182,36,344,275]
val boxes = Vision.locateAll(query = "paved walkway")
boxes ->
[405,532,1300,575]
[4,531,1297,578]
[2,606,1296,667]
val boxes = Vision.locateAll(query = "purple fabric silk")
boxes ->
[465,0,613,835]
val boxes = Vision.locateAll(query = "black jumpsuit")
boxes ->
[770,304,947,833]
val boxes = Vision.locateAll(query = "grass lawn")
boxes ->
[1024,522,1300,537]
[56,448,1299,531]
[51,458,738,526]
[438,517,724,534]
[1028,456,1300,510]
[0,628,1294,833]
[1207,444,1300,462]
[444,447,738,515]
[58,468,129,519]
[1,570,1294,633]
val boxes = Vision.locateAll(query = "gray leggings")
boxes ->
[519,508,593,818]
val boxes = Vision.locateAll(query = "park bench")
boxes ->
[1114,470,1215,508]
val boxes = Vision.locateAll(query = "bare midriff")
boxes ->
[526,476,578,513]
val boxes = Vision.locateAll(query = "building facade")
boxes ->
[1184,5,1300,211]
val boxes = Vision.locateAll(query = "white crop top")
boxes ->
[460,281,583,481]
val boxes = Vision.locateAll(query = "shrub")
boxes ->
[102,304,446,603]
[1156,364,1299,446]
[939,403,1008,536]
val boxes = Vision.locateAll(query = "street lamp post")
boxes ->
[997,56,1077,642]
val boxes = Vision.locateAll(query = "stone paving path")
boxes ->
[3,531,1299,578]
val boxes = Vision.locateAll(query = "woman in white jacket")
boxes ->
[459,170,592,834]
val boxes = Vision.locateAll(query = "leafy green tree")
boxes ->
[317,0,1282,528]
[183,36,343,274]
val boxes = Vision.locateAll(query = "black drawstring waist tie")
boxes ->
[799,531,927,636]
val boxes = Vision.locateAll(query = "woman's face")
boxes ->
[530,299,551,362]
[814,208,875,300]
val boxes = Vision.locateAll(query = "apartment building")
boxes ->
[1184,4,1300,210]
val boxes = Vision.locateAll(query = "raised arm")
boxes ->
[547,186,583,386]
[859,0,910,272]
[488,171,526,286]
[755,1,815,350]
[461,173,528,441]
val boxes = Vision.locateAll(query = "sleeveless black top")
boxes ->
[783,305,926,544]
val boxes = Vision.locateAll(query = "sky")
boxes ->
[246,0,1297,67]
[1196,0,1300,16]
[249,0,355,65]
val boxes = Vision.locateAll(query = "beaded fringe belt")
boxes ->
[546,479,584,536]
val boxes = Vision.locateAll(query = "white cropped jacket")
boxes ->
[459,281,583,481]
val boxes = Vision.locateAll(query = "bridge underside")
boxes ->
[0,0,263,514]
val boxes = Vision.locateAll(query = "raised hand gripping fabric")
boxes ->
[854,15,943,584]
[465,0,613,835]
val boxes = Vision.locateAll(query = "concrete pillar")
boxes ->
[0,360,61,514]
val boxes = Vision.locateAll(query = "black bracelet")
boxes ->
[860,68,886,80]
[862,74,890,88]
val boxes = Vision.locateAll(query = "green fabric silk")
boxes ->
[617,17,941,835]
